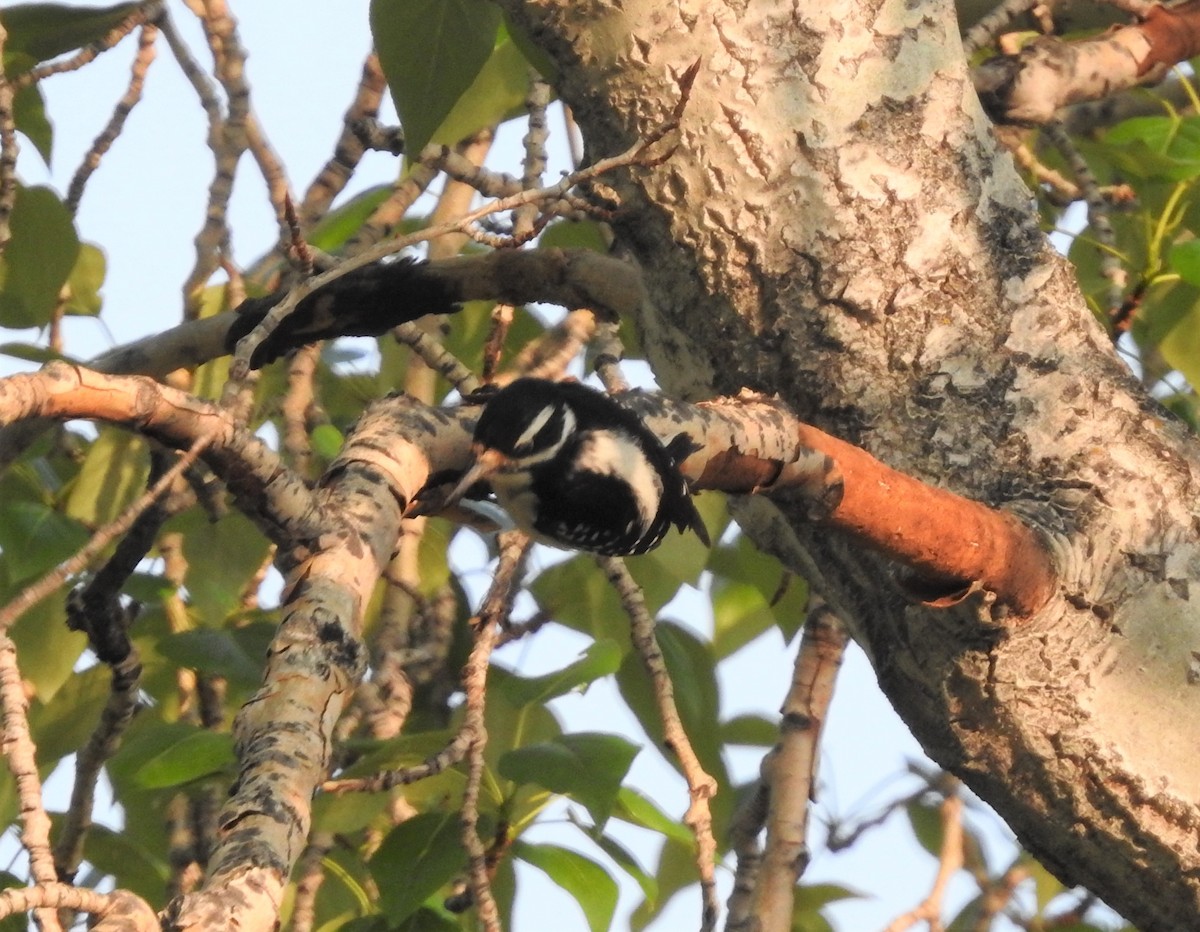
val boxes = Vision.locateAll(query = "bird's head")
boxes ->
[447,378,578,503]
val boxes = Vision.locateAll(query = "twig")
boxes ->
[280,343,322,477]
[960,0,1042,58]
[53,649,142,882]
[509,309,597,381]
[591,319,630,392]
[0,636,63,932]
[883,782,965,932]
[393,322,481,395]
[751,599,847,928]
[284,194,313,276]
[1042,121,1125,320]
[481,304,515,384]
[289,832,334,932]
[66,23,158,214]
[461,532,530,932]
[0,884,154,926]
[178,0,249,319]
[299,53,387,226]
[0,435,213,632]
[157,8,220,133]
[11,2,159,89]
[597,555,720,932]
[513,71,552,242]
[0,22,18,254]
[726,783,769,929]
[232,113,688,376]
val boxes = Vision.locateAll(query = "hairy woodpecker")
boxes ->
[449,378,710,556]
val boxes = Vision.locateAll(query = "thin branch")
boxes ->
[0,435,211,632]
[280,343,322,477]
[289,833,334,932]
[10,2,158,89]
[179,0,250,319]
[726,783,769,929]
[393,322,481,395]
[0,636,63,932]
[0,884,155,928]
[513,71,553,241]
[231,110,688,376]
[53,649,142,882]
[597,555,720,932]
[66,23,158,214]
[1041,121,1124,320]
[461,531,529,932]
[0,21,18,254]
[750,599,848,928]
[299,53,387,226]
[960,0,1041,59]
[884,783,965,931]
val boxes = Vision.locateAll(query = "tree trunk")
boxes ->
[500,0,1200,926]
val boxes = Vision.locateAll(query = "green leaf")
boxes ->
[370,811,465,921]
[427,36,530,151]
[513,841,618,932]
[133,728,235,788]
[7,592,87,701]
[1153,282,1200,390]
[498,731,639,828]
[28,663,110,761]
[157,628,263,685]
[793,882,861,931]
[709,535,809,654]
[0,185,80,328]
[13,81,52,164]
[539,219,609,253]
[1,3,140,63]
[311,791,394,835]
[310,423,344,459]
[905,798,943,857]
[308,185,393,252]
[613,786,692,844]
[64,242,106,316]
[497,639,622,706]
[82,824,169,903]
[630,835,703,931]
[191,284,232,400]
[0,499,88,580]
[307,846,375,928]
[64,428,149,527]
[1169,240,1200,288]
[720,713,779,747]
[0,341,65,363]
[530,555,628,643]
[167,508,271,625]
[1103,116,1200,181]
[615,621,726,783]
[585,829,659,904]
[1020,851,1068,912]
[370,0,503,156]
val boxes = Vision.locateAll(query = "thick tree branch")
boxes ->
[974,0,1200,124]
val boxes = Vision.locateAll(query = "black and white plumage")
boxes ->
[449,378,710,556]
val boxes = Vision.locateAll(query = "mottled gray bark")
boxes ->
[498,0,1200,927]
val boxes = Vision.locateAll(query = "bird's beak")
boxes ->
[443,446,509,508]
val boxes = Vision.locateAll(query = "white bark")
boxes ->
[500,0,1200,926]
